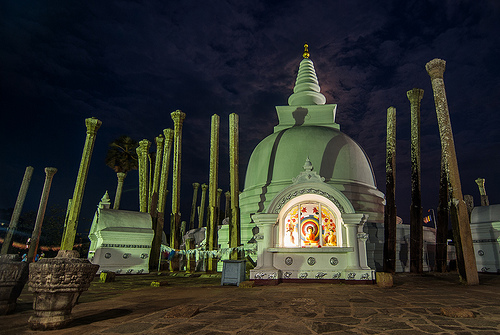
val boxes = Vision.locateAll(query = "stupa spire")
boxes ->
[303,43,310,59]
[288,44,326,106]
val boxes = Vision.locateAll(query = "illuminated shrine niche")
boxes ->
[281,199,341,248]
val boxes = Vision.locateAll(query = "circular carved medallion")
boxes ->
[330,257,339,266]
[307,257,316,266]
[285,256,293,266]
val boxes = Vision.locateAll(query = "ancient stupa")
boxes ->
[239,45,386,281]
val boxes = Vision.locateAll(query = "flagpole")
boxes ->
[429,209,437,230]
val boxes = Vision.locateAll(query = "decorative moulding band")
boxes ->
[273,188,346,214]
[100,244,151,248]
[267,247,353,253]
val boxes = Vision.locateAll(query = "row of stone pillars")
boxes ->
[133,111,184,271]
[188,184,233,229]
[384,58,479,285]
[2,117,101,257]
[133,111,241,271]
[135,126,176,270]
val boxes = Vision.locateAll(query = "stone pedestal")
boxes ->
[28,250,99,330]
[0,254,29,315]
[221,260,246,286]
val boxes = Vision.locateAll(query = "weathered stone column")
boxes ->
[207,114,220,272]
[136,139,151,213]
[189,183,200,230]
[185,238,196,273]
[436,159,449,272]
[158,129,174,214]
[475,178,489,206]
[61,117,101,251]
[408,88,424,273]
[383,107,397,273]
[199,183,208,227]
[151,135,164,212]
[224,191,231,222]
[426,58,479,285]
[464,195,474,218]
[148,135,164,271]
[112,172,127,210]
[216,188,222,226]
[1,166,34,255]
[150,129,173,270]
[27,167,57,263]
[229,113,241,260]
[170,110,186,271]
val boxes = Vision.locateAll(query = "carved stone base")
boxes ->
[28,250,99,330]
[0,254,29,315]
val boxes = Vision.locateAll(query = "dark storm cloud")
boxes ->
[1,0,499,229]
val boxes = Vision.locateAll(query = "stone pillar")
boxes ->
[189,183,200,230]
[207,114,220,272]
[464,195,474,218]
[151,135,164,212]
[185,238,196,273]
[61,117,101,251]
[224,191,231,222]
[158,129,174,214]
[229,113,241,260]
[27,167,57,263]
[475,178,489,206]
[343,214,367,270]
[170,110,186,271]
[148,135,164,271]
[112,172,127,210]
[408,88,424,273]
[136,139,151,213]
[436,158,449,272]
[1,166,34,255]
[383,107,397,273]
[216,188,222,225]
[180,221,187,240]
[151,129,173,271]
[250,213,280,281]
[199,183,208,227]
[426,58,479,285]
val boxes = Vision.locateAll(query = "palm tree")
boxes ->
[105,135,139,209]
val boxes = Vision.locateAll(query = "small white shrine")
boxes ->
[470,204,500,273]
[87,192,154,274]
[249,159,374,283]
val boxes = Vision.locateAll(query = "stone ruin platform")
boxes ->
[1,272,500,334]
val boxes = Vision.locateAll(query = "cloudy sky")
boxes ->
[1,1,499,235]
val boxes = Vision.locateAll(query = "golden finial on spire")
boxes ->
[303,43,310,59]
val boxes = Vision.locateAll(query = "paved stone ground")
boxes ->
[2,272,500,334]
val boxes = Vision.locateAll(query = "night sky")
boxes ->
[1,1,499,238]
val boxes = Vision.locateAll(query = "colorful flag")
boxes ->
[423,215,431,223]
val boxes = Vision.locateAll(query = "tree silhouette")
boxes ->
[105,135,139,209]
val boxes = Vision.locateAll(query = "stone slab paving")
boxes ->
[1,272,500,334]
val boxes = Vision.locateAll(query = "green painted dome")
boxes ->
[244,125,376,190]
